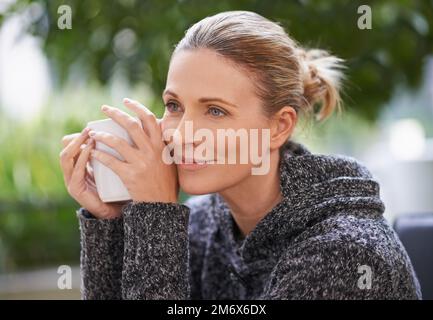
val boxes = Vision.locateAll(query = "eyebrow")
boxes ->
[163,89,238,109]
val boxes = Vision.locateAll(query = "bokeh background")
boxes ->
[0,0,432,299]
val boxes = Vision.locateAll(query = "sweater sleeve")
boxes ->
[77,207,124,299]
[260,240,421,300]
[121,201,190,299]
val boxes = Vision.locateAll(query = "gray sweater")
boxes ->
[76,140,421,300]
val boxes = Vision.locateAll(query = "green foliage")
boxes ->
[0,201,80,271]
[2,0,432,121]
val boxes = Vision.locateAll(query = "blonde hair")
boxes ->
[172,10,344,122]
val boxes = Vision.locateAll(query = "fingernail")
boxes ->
[82,127,90,133]
[101,105,109,111]
[89,130,96,137]
[124,98,132,103]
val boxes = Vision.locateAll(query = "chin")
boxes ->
[178,165,230,195]
[179,174,216,195]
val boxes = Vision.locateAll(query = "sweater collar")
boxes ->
[212,139,386,264]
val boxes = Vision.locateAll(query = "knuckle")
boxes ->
[66,185,75,196]
[61,135,69,145]
[100,133,113,145]
[146,113,156,121]
[131,121,142,132]
[137,162,147,172]
[59,150,68,160]
[129,118,141,129]
[61,133,78,147]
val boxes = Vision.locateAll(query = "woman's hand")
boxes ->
[60,129,126,219]
[88,98,179,203]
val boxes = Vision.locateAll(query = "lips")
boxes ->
[177,159,210,171]
[173,153,212,164]
[180,157,210,164]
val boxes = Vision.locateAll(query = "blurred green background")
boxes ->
[0,0,432,298]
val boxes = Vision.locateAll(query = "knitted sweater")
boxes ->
[76,140,421,300]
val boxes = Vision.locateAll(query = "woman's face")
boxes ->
[160,48,272,195]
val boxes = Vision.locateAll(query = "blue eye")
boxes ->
[207,106,226,117]
[165,102,181,113]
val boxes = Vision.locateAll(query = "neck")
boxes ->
[219,151,283,237]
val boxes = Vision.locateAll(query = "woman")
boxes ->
[60,11,421,299]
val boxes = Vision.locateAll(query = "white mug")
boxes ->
[86,118,137,202]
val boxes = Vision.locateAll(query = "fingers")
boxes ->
[70,139,94,185]
[60,128,90,160]
[60,127,91,185]
[88,130,138,163]
[100,104,151,150]
[85,173,96,189]
[86,163,94,180]
[84,163,97,189]
[90,148,126,177]
[62,133,80,148]
[123,98,161,145]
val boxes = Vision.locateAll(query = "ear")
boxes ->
[269,106,297,150]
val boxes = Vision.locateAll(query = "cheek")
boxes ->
[213,129,267,164]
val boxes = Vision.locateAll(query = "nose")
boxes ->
[165,114,199,163]
[173,113,204,146]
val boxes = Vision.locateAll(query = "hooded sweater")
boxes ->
[76,140,421,300]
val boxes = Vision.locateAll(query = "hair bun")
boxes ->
[297,48,345,121]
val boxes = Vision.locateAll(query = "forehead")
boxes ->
[166,48,258,105]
